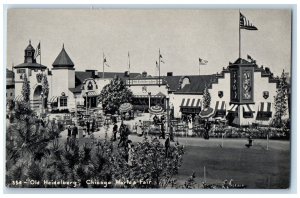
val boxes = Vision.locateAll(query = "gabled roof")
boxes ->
[52,45,74,67]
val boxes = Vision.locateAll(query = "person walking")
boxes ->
[137,120,143,137]
[86,120,90,135]
[165,135,170,158]
[112,123,118,141]
[67,125,72,137]
[72,123,78,139]
[92,118,96,133]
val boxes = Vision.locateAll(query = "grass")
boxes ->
[176,139,290,189]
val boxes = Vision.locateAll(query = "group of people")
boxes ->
[84,118,96,135]
[153,115,166,139]
[67,123,79,140]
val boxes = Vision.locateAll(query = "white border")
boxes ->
[0,0,298,197]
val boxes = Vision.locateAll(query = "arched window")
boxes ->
[87,81,93,90]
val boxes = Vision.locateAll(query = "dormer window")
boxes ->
[88,81,93,90]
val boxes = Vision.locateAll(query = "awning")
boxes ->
[242,104,255,113]
[215,101,226,111]
[214,101,226,117]
[258,102,272,112]
[256,102,272,120]
[49,96,58,103]
[180,98,201,108]
[14,95,24,102]
[228,104,238,112]
[83,91,100,97]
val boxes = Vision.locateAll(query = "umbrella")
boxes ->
[119,103,133,113]
[199,107,215,119]
[149,105,164,115]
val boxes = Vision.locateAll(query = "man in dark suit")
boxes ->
[72,124,78,139]
[86,120,90,135]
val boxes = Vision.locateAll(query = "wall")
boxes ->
[209,73,231,113]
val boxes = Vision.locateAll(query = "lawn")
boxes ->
[176,138,290,189]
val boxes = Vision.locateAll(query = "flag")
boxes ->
[240,12,258,30]
[103,55,110,67]
[247,54,253,61]
[199,58,208,65]
[159,53,165,63]
[34,42,41,59]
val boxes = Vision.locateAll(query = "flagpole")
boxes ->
[199,61,200,76]
[40,41,42,73]
[239,10,241,59]
[102,53,105,78]
[158,48,161,87]
[128,51,130,86]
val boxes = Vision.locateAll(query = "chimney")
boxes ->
[167,72,173,76]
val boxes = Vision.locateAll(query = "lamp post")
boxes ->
[41,91,44,116]
[86,92,88,115]
[166,95,173,141]
[74,94,78,124]
[148,92,151,110]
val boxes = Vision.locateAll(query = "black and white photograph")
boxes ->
[5,8,292,189]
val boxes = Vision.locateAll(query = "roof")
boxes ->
[25,42,34,51]
[97,72,140,79]
[177,75,216,94]
[6,69,14,78]
[70,71,142,93]
[14,62,47,69]
[163,76,182,91]
[52,45,74,67]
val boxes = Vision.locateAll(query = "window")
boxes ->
[10,93,13,96]
[27,51,32,56]
[17,69,25,73]
[60,97,68,107]
[218,91,223,98]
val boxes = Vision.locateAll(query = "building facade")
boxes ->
[11,41,286,126]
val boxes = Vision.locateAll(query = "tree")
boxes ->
[99,75,133,114]
[202,85,211,109]
[128,137,184,188]
[41,74,49,109]
[272,70,288,128]
[21,74,30,103]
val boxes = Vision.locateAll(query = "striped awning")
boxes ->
[228,104,238,112]
[180,98,201,108]
[215,101,226,110]
[49,96,58,103]
[14,95,24,102]
[242,104,255,113]
[83,91,100,97]
[258,102,272,112]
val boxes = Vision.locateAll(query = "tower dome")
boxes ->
[52,44,74,69]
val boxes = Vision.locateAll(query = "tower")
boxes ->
[24,40,36,64]
[13,40,47,110]
[51,44,75,109]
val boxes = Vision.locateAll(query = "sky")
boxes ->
[6,9,291,77]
